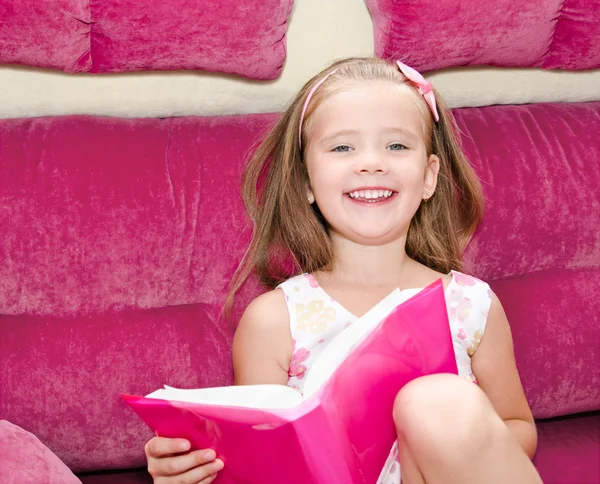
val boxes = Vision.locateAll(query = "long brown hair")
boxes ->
[225,57,484,313]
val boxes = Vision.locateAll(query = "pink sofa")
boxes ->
[1,102,599,483]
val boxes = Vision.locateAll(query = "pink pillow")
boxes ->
[0,0,292,79]
[0,420,81,484]
[365,0,600,71]
[544,0,600,70]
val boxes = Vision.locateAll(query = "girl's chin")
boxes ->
[331,227,407,246]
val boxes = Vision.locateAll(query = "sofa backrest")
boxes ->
[1,104,599,471]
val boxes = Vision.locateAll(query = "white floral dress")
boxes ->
[277,270,493,484]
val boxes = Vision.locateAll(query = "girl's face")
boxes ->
[304,80,440,246]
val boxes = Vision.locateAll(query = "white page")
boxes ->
[146,384,302,409]
[145,287,425,409]
[303,288,422,398]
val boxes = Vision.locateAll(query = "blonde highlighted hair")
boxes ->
[225,57,484,313]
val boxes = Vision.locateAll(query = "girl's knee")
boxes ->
[393,374,479,424]
[393,374,504,452]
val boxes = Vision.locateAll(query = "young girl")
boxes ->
[144,57,542,484]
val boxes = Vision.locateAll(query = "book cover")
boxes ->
[123,278,458,483]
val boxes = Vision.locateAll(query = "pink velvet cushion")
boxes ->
[533,413,600,484]
[0,0,292,78]
[0,114,274,318]
[0,420,81,483]
[490,270,600,419]
[458,102,600,281]
[0,304,236,473]
[0,0,90,72]
[544,0,600,70]
[365,0,600,71]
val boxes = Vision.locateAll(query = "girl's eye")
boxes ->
[332,145,352,152]
[388,143,407,151]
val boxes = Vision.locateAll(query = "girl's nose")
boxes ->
[356,152,388,175]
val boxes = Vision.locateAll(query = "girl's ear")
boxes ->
[423,154,440,201]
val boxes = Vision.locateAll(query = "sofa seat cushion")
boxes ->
[78,468,151,484]
[0,303,235,473]
[490,269,600,419]
[534,412,600,484]
[0,420,81,484]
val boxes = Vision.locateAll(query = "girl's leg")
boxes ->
[393,374,542,484]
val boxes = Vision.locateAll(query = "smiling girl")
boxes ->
[144,57,542,484]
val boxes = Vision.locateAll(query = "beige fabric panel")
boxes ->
[429,67,600,108]
[0,0,598,119]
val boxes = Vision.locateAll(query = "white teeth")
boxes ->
[348,189,394,201]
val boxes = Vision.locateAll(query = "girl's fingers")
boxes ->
[145,437,191,458]
[150,450,220,478]
[160,458,224,483]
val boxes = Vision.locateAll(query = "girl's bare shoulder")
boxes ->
[232,289,292,385]
[238,288,290,331]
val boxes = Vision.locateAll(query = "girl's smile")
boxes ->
[345,187,398,204]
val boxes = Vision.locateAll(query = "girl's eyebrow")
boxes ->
[318,129,358,145]
[382,126,420,140]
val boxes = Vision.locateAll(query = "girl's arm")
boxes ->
[471,293,538,459]
[232,289,292,386]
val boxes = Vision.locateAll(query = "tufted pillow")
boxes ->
[0,0,292,79]
[365,0,600,71]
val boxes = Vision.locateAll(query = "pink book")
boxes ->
[122,279,458,484]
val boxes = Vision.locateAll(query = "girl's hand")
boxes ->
[145,436,224,484]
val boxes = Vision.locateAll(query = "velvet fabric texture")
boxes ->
[0,114,274,318]
[0,304,234,472]
[533,413,600,484]
[0,0,292,79]
[366,0,600,71]
[455,103,600,281]
[1,104,599,479]
[0,420,82,483]
[491,270,600,419]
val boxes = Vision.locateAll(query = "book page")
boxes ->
[146,384,303,409]
[303,288,422,398]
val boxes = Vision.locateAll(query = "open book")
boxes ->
[122,279,458,484]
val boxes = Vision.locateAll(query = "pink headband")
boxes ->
[396,61,440,123]
[298,61,439,149]
[298,68,338,147]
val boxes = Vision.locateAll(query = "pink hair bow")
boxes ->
[396,61,439,122]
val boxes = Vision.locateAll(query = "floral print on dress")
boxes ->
[295,300,336,333]
[467,329,484,356]
[288,338,310,380]
[447,288,473,321]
